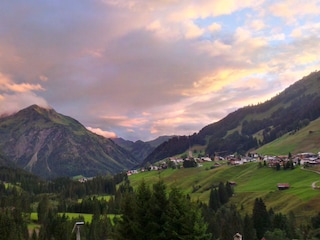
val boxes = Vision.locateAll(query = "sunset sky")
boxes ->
[0,0,320,141]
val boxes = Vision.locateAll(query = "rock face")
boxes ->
[0,105,138,179]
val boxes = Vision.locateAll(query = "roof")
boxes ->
[277,183,290,188]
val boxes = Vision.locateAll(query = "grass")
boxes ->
[256,118,320,155]
[128,162,320,222]
[77,195,113,203]
[31,212,118,224]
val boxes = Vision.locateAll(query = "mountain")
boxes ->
[0,105,139,179]
[113,135,174,162]
[0,152,15,167]
[143,71,320,165]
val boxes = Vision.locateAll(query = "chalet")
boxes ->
[78,177,88,183]
[233,232,242,240]
[241,156,256,163]
[277,183,290,190]
[214,156,224,161]
[127,170,139,176]
[229,158,243,165]
[229,181,237,186]
[201,157,212,162]
[170,158,184,164]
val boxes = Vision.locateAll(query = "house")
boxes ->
[277,183,290,190]
[229,181,237,186]
[230,158,243,165]
[78,177,87,183]
[201,157,212,162]
[233,232,242,240]
[127,170,139,176]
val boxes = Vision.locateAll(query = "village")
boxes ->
[127,151,320,176]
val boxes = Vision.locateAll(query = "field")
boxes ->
[256,117,320,155]
[128,161,320,222]
[30,212,118,224]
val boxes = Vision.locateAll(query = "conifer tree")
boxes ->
[287,211,298,239]
[217,205,242,240]
[89,210,100,240]
[37,195,50,224]
[243,213,256,240]
[149,180,168,240]
[225,181,233,198]
[208,188,220,211]
[218,182,228,205]
[252,198,270,239]
[165,187,210,240]
[135,179,153,239]
[202,206,220,239]
[114,191,139,240]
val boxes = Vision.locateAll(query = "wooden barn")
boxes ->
[277,183,290,190]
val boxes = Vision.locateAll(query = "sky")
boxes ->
[0,0,320,141]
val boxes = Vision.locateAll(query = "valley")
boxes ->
[1,71,320,239]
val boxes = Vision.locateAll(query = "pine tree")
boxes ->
[287,211,298,239]
[202,206,220,239]
[218,182,228,205]
[252,198,270,239]
[114,191,139,240]
[243,213,256,240]
[89,210,100,240]
[208,188,220,211]
[135,179,153,240]
[37,195,50,224]
[165,187,210,240]
[217,205,242,240]
[225,181,233,198]
[149,180,168,240]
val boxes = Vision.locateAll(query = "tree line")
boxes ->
[2,165,320,239]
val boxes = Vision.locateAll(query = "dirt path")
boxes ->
[312,181,319,189]
[301,167,320,189]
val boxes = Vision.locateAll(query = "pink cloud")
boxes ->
[86,127,117,138]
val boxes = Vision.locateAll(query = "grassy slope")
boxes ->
[256,117,320,155]
[129,162,320,223]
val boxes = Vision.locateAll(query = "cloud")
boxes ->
[269,0,320,24]
[101,115,146,128]
[0,73,45,92]
[86,127,117,138]
[0,72,48,115]
[0,0,320,141]
[0,92,49,116]
[208,23,222,32]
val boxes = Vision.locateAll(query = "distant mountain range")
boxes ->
[112,135,174,162]
[1,71,320,178]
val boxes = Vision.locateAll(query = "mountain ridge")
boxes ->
[112,135,174,162]
[142,71,320,165]
[0,105,139,179]
[1,71,320,177]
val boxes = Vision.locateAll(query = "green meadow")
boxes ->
[128,162,320,222]
[30,212,118,224]
[256,117,320,155]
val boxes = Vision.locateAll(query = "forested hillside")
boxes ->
[143,71,320,165]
